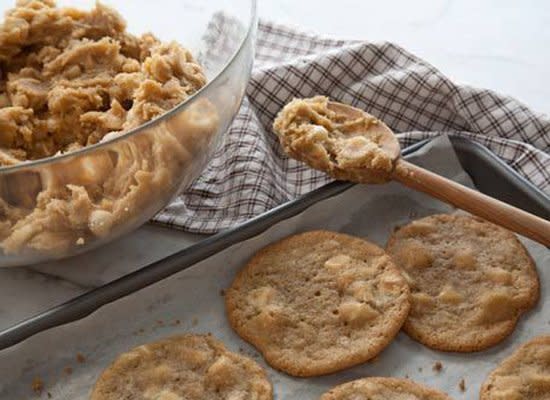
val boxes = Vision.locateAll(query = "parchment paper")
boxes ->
[0,135,548,399]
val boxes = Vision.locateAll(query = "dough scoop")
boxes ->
[273,97,550,246]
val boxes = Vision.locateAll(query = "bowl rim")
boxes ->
[0,0,258,173]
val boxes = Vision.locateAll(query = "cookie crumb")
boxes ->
[47,392,52,398]
[405,374,409,379]
[156,320,164,326]
[139,328,145,333]
[170,319,181,326]
[31,377,44,394]
[418,367,423,372]
[76,353,86,364]
[192,317,199,326]
[76,237,85,245]
[459,378,466,392]
[63,366,73,375]
[432,361,443,373]
[219,289,226,296]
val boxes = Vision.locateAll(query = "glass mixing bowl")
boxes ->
[0,0,257,266]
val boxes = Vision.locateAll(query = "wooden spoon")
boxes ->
[327,101,550,247]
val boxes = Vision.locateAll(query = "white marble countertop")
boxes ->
[1,0,548,335]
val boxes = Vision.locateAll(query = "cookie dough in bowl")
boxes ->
[0,98,219,256]
[0,0,256,265]
[0,0,207,165]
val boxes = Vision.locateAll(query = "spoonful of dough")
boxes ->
[273,96,550,247]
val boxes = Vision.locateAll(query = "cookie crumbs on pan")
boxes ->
[220,289,226,296]
[47,392,52,398]
[432,361,443,373]
[31,377,44,394]
[63,366,73,375]
[171,319,181,326]
[459,378,466,392]
[418,367,423,372]
[156,320,164,326]
[76,353,86,364]
[192,317,199,326]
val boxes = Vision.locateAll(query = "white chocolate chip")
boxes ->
[476,290,516,324]
[486,267,513,285]
[452,249,477,269]
[150,389,182,400]
[248,286,277,310]
[438,285,463,304]
[339,299,379,326]
[324,254,352,270]
[379,273,404,294]
[206,355,238,386]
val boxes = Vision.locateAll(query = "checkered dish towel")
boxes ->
[154,20,550,233]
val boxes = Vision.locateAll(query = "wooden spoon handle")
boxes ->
[392,159,550,247]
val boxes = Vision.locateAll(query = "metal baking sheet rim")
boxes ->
[0,136,548,351]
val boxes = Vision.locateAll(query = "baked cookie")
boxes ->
[225,230,410,377]
[320,377,452,400]
[272,96,395,184]
[480,335,550,400]
[90,334,273,400]
[386,213,539,352]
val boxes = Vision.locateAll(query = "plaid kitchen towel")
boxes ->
[153,20,550,233]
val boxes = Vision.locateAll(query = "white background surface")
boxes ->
[261,0,550,115]
[0,0,548,344]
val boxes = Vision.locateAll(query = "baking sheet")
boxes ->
[0,135,548,399]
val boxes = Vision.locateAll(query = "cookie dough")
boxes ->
[90,334,273,400]
[480,335,550,400]
[272,96,394,184]
[0,98,219,255]
[225,230,410,377]
[0,0,206,164]
[0,1,215,256]
[386,213,540,352]
[320,377,452,400]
